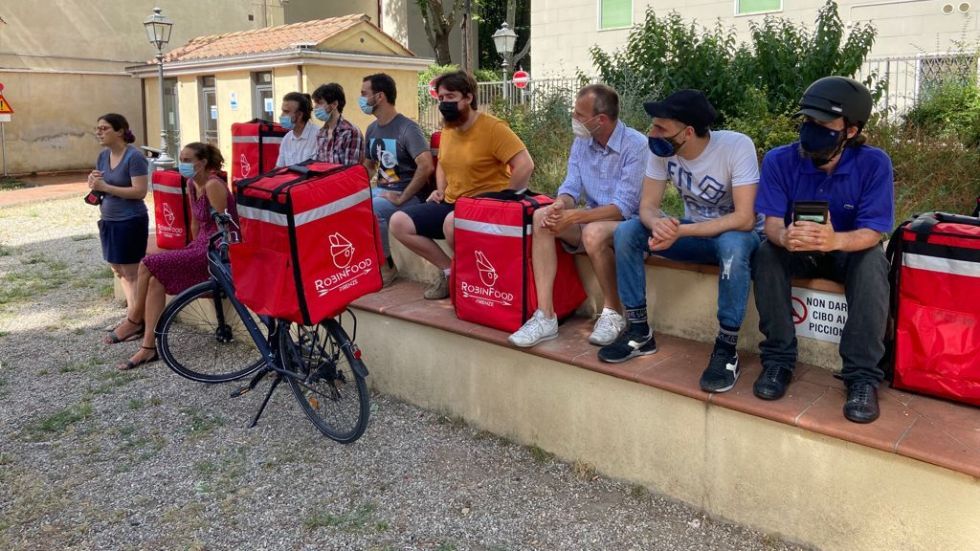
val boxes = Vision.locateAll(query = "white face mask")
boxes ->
[572,117,593,138]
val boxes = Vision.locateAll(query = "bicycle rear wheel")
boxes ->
[157,280,268,383]
[279,319,370,443]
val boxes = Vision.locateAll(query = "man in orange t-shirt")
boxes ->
[390,71,534,300]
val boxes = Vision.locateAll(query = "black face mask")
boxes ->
[799,121,846,168]
[439,101,462,122]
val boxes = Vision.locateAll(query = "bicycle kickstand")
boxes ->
[249,374,282,428]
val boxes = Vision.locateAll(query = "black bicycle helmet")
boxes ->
[797,76,873,130]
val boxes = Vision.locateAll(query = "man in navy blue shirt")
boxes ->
[753,77,894,423]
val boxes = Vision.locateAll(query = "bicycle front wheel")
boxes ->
[157,280,268,383]
[279,319,370,443]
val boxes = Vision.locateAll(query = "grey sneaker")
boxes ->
[423,274,449,300]
[588,308,626,345]
[381,263,398,287]
[508,309,559,348]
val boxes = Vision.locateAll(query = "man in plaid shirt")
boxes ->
[311,83,364,165]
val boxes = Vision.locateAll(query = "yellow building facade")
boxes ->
[129,15,431,167]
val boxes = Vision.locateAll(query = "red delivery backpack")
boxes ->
[231,119,288,183]
[229,162,383,325]
[452,191,586,332]
[151,169,192,250]
[886,211,980,406]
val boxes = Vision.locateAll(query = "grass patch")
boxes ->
[0,244,11,257]
[436,543,458,551]
[436,414,466,430]
[572,460,598,480]
[60,357,100,374]
[0,254,73,307]
[0,177,26,191]
[180,406,225,438]
[629,484,650,500]
[528,445,554,464]
[22,401,93,441]
[304,502,381,532]
[86,368,142,396]
[70,234,95,242]
[128,398,144,410]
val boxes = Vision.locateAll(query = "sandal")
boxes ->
[104,317,144,345]
[117,346,158,371]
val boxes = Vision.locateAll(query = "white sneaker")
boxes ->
[589,308,626,345]
[508,309,559,348]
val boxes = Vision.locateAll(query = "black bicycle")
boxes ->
[154,209,370,443]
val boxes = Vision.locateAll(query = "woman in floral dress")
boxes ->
[114,142,237,370]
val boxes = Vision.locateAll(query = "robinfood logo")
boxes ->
[239,153,252,177]
[159,203,183,238]
[461,250,513,306]
[314,232,373,297]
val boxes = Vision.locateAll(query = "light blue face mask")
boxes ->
[178,162,197,179]
[358,96,375,115]
[313,106,330,122]
[279,114,295,130]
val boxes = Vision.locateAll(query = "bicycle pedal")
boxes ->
[230,386,251,398]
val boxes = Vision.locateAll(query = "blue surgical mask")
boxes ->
[358,96,375,115]
[178,162,197,179]
[313,106,330,122]
[279,114,295,130]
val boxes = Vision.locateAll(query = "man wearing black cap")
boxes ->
[598,90,762,396]
[752,76,893,423]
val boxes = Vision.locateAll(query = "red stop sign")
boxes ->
[428,78,438,99]
[512,70,530,89]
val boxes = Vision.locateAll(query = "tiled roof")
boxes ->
[158,14,407,63]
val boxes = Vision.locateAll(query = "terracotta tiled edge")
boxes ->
[350,281,980,479]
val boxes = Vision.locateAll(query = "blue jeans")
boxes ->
[614,218,761,329]
[372,188,421,259]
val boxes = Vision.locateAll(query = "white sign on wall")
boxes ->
[264,97,274,114]
[230,92,239,111]
[791,287,848,344]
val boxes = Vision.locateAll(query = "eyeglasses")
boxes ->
[94,126,113,133]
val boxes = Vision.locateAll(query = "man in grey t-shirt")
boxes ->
[360,73,434,285]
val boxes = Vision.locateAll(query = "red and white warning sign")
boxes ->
[791,287,847,344]
[512,70,530,89]
[428,78,439,100]
[0,83,13,122]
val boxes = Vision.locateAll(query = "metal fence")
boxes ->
[418,52,980,130]
[857,52,980,118]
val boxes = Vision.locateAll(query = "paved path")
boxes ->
[0,172,89,208]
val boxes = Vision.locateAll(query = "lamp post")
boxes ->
[492,22,518,102]
[144,7,174,168]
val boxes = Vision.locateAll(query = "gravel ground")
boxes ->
[0,196,810,550]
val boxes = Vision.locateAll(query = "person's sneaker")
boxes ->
[508,310,559,348]
[699,346,740,393]
[752,364,793,400]
[588,308,626,346]
[843,382,880,424]
[597,329,657,363]
[381,263,398,287]
[423,273,449,300]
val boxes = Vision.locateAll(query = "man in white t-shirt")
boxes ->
[598,90,762,395]
[275,91,319,167]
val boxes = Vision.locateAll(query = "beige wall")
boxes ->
[531,0,980,77]
[0,72,141,174]
[151,64,422,171]
[0,0,282,174]
[284,0,378,24]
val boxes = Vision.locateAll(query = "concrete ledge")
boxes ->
[389,237,846,371]
[350,283,980,551]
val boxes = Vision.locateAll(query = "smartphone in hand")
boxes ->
[793,201,829,224]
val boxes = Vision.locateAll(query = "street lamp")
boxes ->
[491,22,518,82]
[144,7,174,168]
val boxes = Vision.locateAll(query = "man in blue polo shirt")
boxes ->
[752,76,894,423]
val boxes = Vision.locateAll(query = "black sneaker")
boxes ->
[597,330,657,364]
[843,382,880,424]
[753,364,793,401]
[700,347,739,393]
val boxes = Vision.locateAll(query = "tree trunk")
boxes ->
[417,0,463,66]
